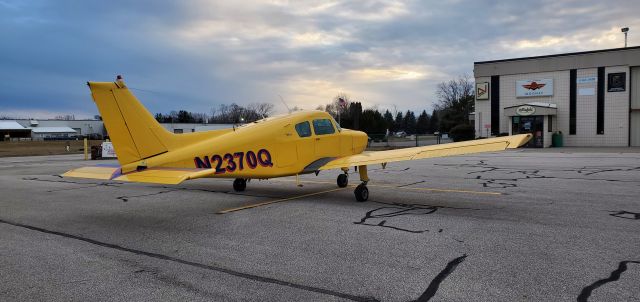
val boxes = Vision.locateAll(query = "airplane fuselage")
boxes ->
[121,111,369,179]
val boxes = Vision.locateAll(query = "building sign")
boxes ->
[101,142,117,158]
[476,82,489,100]
[516,79,553,97]
[516,105,536,116]
[578,88,595,96]
[607,72,626,92]
[577,76,596,84]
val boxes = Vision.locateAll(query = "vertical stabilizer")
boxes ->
[88,77,173,165]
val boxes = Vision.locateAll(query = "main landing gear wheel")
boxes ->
[354,184,369,202]
[337,174,348,188]
[233,178,247,192]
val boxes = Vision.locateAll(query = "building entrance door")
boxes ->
[512,115,544,148]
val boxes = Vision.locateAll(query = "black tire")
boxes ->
[337,174,348,188]
[354,184,369,202]
[233,178,246,192]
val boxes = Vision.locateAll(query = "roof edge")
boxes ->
[475,46,640,65]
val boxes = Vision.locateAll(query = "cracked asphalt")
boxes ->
[1,149,639,301]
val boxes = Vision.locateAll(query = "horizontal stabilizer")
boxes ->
[63,165,214,185]
[113,168,213,185]
[62,165,121,180]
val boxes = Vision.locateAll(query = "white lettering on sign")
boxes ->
[516,105,536,116]
[516,79,553,97]
[577,76,596,84]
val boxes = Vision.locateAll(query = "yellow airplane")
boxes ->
[63,76,532,201]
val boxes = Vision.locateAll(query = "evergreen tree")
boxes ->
[403,110,417,134]
[383,110,394,132]
[177,110,194,123]
[394,112,404,132]
[416,110,430,134]
[429,109,440,133]
[348,102,363,130]
[360,109,387,135]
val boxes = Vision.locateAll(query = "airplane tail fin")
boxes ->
[88,77,175,165]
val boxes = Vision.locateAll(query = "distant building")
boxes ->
[474,46,640,147]
[0,121,31,140]
[161,123,232,134]
[30,127,78,140]
[7,119,233,139]
[15,119,106,138]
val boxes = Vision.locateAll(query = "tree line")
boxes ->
[316,75,474,136]
[153,75,474,137]
[155,103,275,124]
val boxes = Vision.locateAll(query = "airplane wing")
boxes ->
[62,165,214,185]
[318,134,532,170]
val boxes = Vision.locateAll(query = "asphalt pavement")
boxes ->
[0,149,639,301]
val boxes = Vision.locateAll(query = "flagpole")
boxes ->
[337,98,343,126]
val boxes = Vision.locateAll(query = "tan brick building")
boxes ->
[473,46,640,147]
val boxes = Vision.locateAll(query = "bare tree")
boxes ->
[208,102,274,123]
[321,93,351,118]
[434,74,475,130]
[246,103,274,119]
[435,74,474,110]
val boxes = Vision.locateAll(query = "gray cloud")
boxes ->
[1,0,638,118]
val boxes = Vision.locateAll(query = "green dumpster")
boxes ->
[552,131,563,147]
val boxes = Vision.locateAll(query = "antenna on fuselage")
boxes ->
[278,95,292,114]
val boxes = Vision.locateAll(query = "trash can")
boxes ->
[90,145,102,160]
[552,131,563,147]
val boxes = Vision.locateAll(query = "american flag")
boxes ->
[338,97,347,108]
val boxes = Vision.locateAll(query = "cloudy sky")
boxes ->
[1,0,639,118]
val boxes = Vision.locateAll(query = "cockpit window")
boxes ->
[295,121,312,137]
[312,119,336,135]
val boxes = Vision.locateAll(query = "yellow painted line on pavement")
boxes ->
[216,187,346,214]
[270,178,501,195]
[369,184,501,195]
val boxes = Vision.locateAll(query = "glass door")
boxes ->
[512,116,544,148]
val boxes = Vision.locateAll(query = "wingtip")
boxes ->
[509,133,533,148]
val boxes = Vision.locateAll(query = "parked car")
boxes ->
[394,131,407,138]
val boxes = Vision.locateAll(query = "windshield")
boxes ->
[329,116,342,132]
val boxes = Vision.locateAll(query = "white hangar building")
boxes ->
[473,46,640,148]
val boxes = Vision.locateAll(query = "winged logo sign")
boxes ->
[516,79,553,97]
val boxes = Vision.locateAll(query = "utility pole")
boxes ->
[622,27,629,47]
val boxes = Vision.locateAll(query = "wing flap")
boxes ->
[318,134,532,170]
